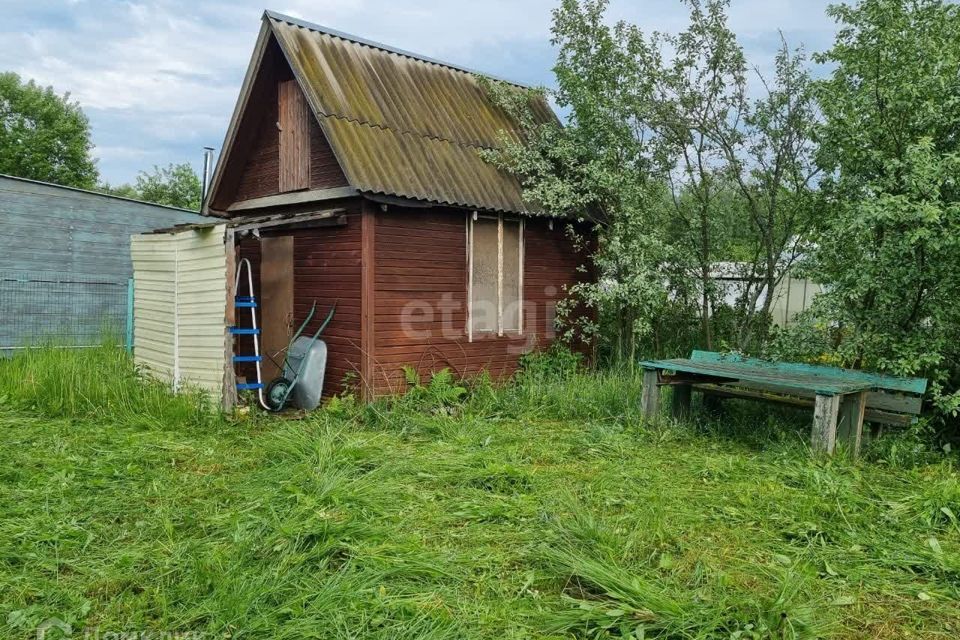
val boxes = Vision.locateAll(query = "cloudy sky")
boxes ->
[0,0,839,186]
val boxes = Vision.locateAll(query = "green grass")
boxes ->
[1,346,959,638]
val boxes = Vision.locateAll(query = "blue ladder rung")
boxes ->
[236,382,264,390]
[230,327,261,335]
[236,301,257,308]
[236,296,256,302]
[233,355,262,363]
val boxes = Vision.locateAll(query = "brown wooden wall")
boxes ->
[234,203,364,399]
[217,36,348,209]
[369,206,585,396]
[290,207,363,397]
[234,99,280,202]
[234,108,349,203]
[232,201,586,402]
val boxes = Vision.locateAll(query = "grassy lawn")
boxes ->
[0,347,958,639]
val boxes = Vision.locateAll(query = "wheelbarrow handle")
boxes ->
[290,301,318,343]
[285,303,337,399]
[310,303,337,340]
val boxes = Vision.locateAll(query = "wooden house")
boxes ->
[132,11,590,406]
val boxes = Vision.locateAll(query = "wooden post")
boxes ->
[812,393,840,455]
[641,368,661,422]
[837,391,867,458]
[360,201,376,400]
[222,228,238,412]
[671,383,692,420]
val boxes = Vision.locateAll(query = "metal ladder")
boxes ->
[231,258,268,409]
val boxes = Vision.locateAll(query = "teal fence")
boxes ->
[0,271,134,353]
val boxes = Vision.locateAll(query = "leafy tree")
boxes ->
[102,163,202,210]
[485,0,818,360]
[798,0,960,419]
[716,40,820,349]
[655,0,747,350]
[0,72,98,188]
[484,0,672,363]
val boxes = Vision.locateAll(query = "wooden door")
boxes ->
[260,235,294,381]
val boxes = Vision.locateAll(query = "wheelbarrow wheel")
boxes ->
[265,377,293,412]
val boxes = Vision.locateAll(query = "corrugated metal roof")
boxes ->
[266,12,556,214]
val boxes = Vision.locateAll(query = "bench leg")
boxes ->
[671,383,692,420]
[641,368,661,423]
[812,393,840,455]
[837,391,867,458]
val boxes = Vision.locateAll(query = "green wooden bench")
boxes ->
[638,350,927,456]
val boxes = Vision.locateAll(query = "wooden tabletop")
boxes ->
[639,351,927,397]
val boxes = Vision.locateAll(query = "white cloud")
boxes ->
[0,0,838,184]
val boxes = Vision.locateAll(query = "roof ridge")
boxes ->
[263,9,534,90]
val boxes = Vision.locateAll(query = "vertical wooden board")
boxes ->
[361,203,376,398]
[812,393,840,455]
[641,368,661,422]
[278,79,311,192]
[837,391,867,458]
[260,236,294,381]
[223,229,238,410]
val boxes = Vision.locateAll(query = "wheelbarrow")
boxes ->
[264,301,336,412]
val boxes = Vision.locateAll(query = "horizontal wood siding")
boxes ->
[291,205,363,397]
[225,38,347,207]
[371,207,586,395]
[235,96,280,202]
[310,117,349,190]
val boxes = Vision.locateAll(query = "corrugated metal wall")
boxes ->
[131,225,228,399]
[770,275,823,327]
[0,175,204,350]
[1,175,203,277]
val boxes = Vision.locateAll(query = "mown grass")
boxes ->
[0,345,958,639]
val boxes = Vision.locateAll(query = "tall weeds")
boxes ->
[0,342,215,429]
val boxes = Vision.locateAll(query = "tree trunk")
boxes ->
[701,265,713,350]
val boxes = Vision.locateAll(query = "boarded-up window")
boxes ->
[278,80,310,192]
[501,220,521,332]
[469,214,523,336]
